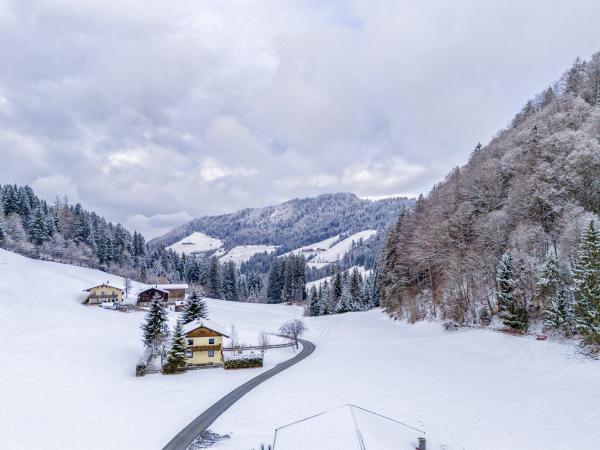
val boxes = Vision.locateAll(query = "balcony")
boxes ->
[189,344,221,352]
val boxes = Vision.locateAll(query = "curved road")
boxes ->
[163,338,316,450]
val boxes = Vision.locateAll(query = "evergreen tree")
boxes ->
[28,206,49,245]
[572,220,600,345]
[349,268,364,309]
[222,260,239,301]
[306,285,320,316]
[141,294,170,359]
[335,282,355,313]
[163,320,188,374]
[539,253,572,330]
[181,289,208,324]
[496,252,528,331]
[267,258,285,303]
[206,257,222,299]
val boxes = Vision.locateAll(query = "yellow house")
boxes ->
[182,320,229,367]
[84,283,124,305]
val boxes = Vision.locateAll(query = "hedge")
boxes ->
[224,354,264,370]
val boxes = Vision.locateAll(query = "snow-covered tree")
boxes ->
[163,320,188,374]
[305,285,320,316]
[181,289,208,324]
[141,294,170,361]
[206,257,222,299]
[539,253,572,330]
[496,252,528,331]
[222,260,239,301]
[572,220,600,345]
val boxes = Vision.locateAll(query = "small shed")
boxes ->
[137,287,169,307]
[273,404,426,450]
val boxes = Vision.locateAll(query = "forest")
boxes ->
[379,54,600,347]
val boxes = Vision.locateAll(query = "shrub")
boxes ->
[224,353,264,370]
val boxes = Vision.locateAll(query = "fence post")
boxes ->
[418,437,426,450]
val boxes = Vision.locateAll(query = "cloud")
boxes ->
[31,174,80,204]
[124,211,194,239]
[1,0,599,237]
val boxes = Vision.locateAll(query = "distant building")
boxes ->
[272,404,426,450]
[84,283,124,305]
[182,319,229,367]
[137,287,169,307]
[136,283,189,307]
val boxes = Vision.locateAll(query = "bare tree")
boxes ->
[228,324,240,353]
[258,330,270,353]
[279,319,306,349]
[124,277,132,298]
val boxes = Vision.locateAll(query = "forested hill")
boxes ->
[380,53,600,343]
[150,193,412,253]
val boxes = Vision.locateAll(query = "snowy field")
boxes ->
[310,229,377,264]
[2,249,600,450]
[220,245,278,265]
[168,231,223,255]
[0,249,301,450]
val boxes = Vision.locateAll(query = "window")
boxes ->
[208,350,215,357]
[208,338,215,345]
[187,339,193,345]
[185,351,193,358]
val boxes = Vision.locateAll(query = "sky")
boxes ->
[1,0,600,238]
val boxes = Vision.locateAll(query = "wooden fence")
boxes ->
[222,342,295,352]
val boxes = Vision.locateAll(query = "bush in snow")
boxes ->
[224,353,264,370]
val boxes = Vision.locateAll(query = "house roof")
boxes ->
[138,286,170,295]
[182,319,229,338]
[273,405,425,450]
[155,283,189,290]
[84,283,124,292]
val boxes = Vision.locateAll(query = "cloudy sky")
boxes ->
[1,0,599,238]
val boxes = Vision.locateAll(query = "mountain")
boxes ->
[380,53,600,338]
[150,192,413,257]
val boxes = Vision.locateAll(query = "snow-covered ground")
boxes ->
[167,231,224,255]
[310,229,377,264]
[0,249,301,450]
[282,234,340,258]
[305,265,372,291]
[220,245,278,265]
[3,248,600,450]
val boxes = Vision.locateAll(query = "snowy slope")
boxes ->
[167,231,223,255]
[3,249,600,450]
[281,234,341,258]
[220,244,278,265]
[310,229,377,263]
[0,249,301,450]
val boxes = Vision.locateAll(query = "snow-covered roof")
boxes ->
[138,286,170,295]
[84,282,123,292]
[273,405,425,450]
[182,319,229,337]
[155,283,189,290]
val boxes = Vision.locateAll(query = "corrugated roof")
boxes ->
[273,405,425,450]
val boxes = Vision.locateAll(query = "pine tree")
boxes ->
[163,320,188,374]
[539,253,572,330]
[335,282,354,314]
[206,257,222,299]
[572,220,600,345]
[496,252,528,331]
[181,290,208,324]
[222,260,239,301]
[28,206,49,245]
[141,294,170,359]
[306,285,320,316]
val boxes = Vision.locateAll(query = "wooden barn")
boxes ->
[137,287,169,307]
[155,283,189,303]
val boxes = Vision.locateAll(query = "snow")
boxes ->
[311,229,377,263]
[168,232,277,265]
[182,318,229,337]
[0,249,302,450]
[273,404,426,450]
[167,231,224,255]
[3,248,600,450]
[281,235,341,258]
[306,265,372,291]
[219,244,278,265]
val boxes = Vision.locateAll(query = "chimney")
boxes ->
[418,437,426,450]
